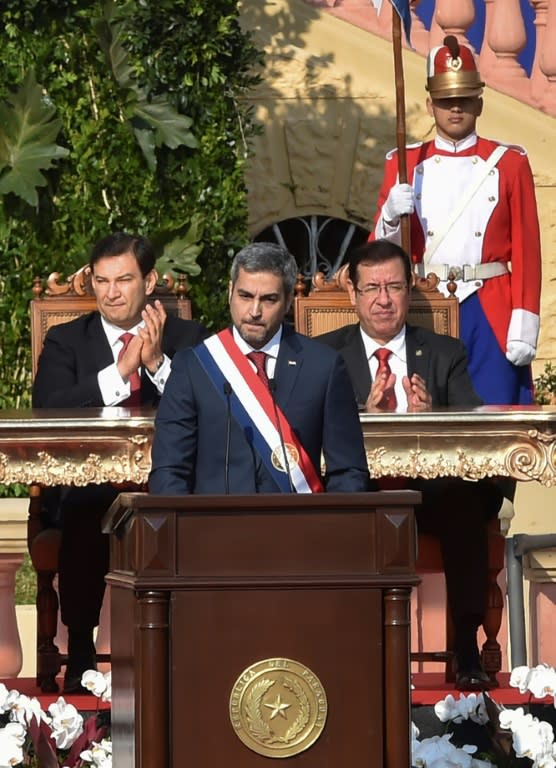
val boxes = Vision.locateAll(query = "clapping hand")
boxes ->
[138,300,167,373]
[403,373,432,412]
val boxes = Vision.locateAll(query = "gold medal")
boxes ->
[229,658,328,758]
[271,443,299,473]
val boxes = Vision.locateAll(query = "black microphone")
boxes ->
[223,381,233,494]
[269,378,295,493]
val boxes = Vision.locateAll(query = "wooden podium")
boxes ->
[104,491,420,768]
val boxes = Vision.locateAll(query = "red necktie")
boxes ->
[118,332,141,406]
[247,350,269,389]
[374,348,397,411]
[374,347,406,489]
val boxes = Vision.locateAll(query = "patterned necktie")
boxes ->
[247,350,270,389]
[374,348,397,411]
[118,332,141,406]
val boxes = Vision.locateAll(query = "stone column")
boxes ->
[0,499,28,678]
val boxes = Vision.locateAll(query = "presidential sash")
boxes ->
[194,329,323,493]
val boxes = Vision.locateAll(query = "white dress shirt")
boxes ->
[359,325,408,412]
[97,317,170,405]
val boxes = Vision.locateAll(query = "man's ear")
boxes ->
[228,280,233,303]
[144,269,158,296]
[347,279,357,307]
[285,290,294,314]
[476,96,483,117]
[426,96,434,117]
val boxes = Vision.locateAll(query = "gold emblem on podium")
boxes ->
[229,658,328,758]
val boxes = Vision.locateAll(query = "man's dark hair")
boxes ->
[89,232,156,277]
[347,240,412,286]
[230,242,298,296]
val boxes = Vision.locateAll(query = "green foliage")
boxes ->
[534,362,556,404]
[0,71,69,206]
[0,0,262,410]
[15,552,36,605]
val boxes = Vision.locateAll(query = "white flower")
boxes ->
[47,696,84,749]
[5,693,45,727]
[0,722,26,766]
[412,733,477,767]
[81,670,111,703]
[101,671,111,703]
[509,664,556,700]
[80,737,112,767]
[0,684,10,713]
[509,665,532,693]
[82,670,107,696]
[502,707,555,763]
[434,692,487,725]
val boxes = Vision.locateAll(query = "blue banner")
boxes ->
[391,0,412,46]
[372,0,412,47]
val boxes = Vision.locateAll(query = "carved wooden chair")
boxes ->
[29,264,192,693]
[294,266,505,685]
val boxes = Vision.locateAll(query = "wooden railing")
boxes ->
[305,0,556,118]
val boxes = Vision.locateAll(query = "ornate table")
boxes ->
[360,405,556,486]
[0,408,155,487]
[1,405,556,486]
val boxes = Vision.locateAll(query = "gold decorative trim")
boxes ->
[0,435,150,485]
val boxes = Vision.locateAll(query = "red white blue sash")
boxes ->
[194,329,323,493]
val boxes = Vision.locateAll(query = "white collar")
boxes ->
[434,132,478,154]
[100,316,144,349]
[359,325,407,364]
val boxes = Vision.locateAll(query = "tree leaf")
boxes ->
[133,97,197,150]
[94,4,197,170]
[0,72,69,206]
[155,215,204,277]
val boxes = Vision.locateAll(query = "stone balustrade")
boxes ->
[0,499,27,678]
[305,0,556,118]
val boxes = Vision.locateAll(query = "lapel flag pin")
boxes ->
[288,360,297,366]
[416,350,423,356]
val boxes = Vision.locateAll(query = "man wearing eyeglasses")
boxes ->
[318,239,504,691]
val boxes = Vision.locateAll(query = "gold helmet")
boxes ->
[426,35,484,99]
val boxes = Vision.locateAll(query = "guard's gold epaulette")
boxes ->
[385,141,423,160]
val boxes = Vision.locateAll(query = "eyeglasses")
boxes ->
[355,281,408,297]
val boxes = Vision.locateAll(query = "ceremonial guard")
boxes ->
[372,35,542,405]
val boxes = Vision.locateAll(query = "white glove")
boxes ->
[506,340,536,366]
[382,183,415,225]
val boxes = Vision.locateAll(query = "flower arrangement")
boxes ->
[412,664,556,767]
[0,670,111,768]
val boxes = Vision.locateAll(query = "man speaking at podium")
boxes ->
[149,242,370,495]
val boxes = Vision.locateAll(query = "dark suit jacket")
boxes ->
[318,322,482,408]
[149,325,370,494]
[32,312,207,408]
[32,311,208,526]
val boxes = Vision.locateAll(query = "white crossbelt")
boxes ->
[417,144,509,283]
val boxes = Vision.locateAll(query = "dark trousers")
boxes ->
[55,485,118,630]
[410,477,504,626]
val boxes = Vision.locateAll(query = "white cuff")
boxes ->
[98,363,130,405]
[375,218,402,242]
[507,308,540,349]
[145,354,170,394]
